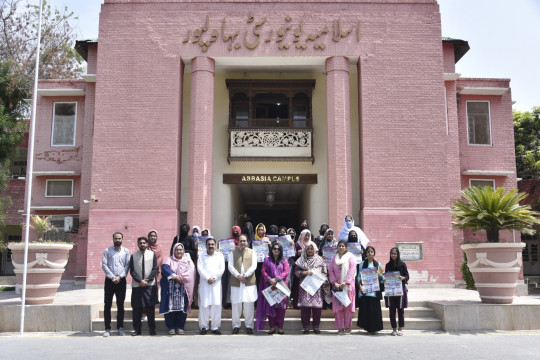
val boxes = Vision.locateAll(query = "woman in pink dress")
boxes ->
[328,240,357,335]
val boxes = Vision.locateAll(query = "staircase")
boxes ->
[91,300,441,332]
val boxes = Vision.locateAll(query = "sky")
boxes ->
[36,0,539,112]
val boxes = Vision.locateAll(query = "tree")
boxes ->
[0,0,83,227]
[514,106,540,179]
[1,0,84,95]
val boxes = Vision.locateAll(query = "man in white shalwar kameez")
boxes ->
[198,237,225,335]
[228,234,258,334]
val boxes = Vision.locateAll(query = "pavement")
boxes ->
[1,329,539,359]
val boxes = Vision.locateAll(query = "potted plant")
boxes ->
[8,215,73,304]
[450,186,540,304]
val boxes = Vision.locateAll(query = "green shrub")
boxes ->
[461,252,476,290]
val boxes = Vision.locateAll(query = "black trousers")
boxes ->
[104,277,126,330]
[132,305,156,333]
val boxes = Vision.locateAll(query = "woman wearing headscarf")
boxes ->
[315,223,329,249]
[222,226,241,309]
[254,223,271,289]
[385,247,409,336]
[347,230,366,261]
[159,243,195,335]
[255,242,290,334]
[268,225,279,236]
[328,240,357,335]
[147,230,164,291]
[338,215,370,248]
[201,228,211,237]
[170,223,197,259]
[295,240,330,334]
[357,245,384,335]
[319,228,338,256]
[292,229,311,309]
[242,221,255,247]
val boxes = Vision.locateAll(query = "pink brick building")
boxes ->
[2,0,519,289]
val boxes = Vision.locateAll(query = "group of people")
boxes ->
[101,215,410,337]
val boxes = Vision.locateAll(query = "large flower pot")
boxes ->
[461,242,525,304]
[8,243,73,305]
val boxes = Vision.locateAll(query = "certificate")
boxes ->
[252,240,269,262]
[300,270,327,296]
[361,267,380,293]
[262,281,289,306]
[321,246,337,264]
[383,271,404,296]
[219,239,235,262]
[332,289,351,307]
[347,243,363,264]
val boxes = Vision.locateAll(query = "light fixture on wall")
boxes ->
[265,190,275,207]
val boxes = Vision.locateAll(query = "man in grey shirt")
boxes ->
[102,232,130,337]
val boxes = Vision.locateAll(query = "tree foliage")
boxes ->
[1,0,84,95]
[514,106,540,179]
[0,0,83,227]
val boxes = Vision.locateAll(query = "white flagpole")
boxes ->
[20,0,44,335]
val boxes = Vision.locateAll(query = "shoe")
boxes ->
[176,329,184,335]
[267,329,276,335]
[302,329,309,335]
[200,328,208,335]
[132,331,141,336]
[103,330,111,337]
[313,329,321,334]
[246,328,253,335]
[212,329,222,335]
[344,328,351,335]
[278,330,284,335]
[397,330,403,336]
[391,330,397,336]
[337,329,344,335]
[149,330,156,336]
[117,328,126,336]
[169,329,176,335]
[232,327,240,334]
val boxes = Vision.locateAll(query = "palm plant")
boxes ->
[450,186,540,242]
[28,215,57,241]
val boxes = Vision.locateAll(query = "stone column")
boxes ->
[187,56,215,229]
[326,56,352,231]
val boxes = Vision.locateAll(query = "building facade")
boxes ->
[2,0,521,288]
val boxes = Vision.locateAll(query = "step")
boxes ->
[92,316,441,332]
[100,307,436,319]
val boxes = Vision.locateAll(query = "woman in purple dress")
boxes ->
[255,242,290,334]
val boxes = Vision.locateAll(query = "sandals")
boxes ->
[267,329,276,335]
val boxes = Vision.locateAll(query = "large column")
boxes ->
[187,56,215,229]
[326,56,352,231]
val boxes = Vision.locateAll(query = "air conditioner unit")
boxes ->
[64,216,73,232]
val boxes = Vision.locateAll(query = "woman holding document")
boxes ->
[295,241,330,334]
[255,242,290,334]
[357,246,384,335]
[385,247,409,336]
[328,240,357,335]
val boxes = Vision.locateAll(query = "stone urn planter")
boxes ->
[8,243,73,305]
[461,242,525,304]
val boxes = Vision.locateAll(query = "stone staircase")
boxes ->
[91,300,441,333]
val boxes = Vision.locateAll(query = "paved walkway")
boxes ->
[2,287,540,306]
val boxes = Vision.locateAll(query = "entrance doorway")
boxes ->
[236,184,305,230]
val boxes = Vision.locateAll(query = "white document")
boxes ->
[300,270,327,296]
[332,289,351,307]
[262,285,287,306]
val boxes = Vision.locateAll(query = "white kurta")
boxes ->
[228,249,258,304]
[197,251,225,308]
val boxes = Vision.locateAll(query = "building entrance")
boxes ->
[236,183,305,230]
